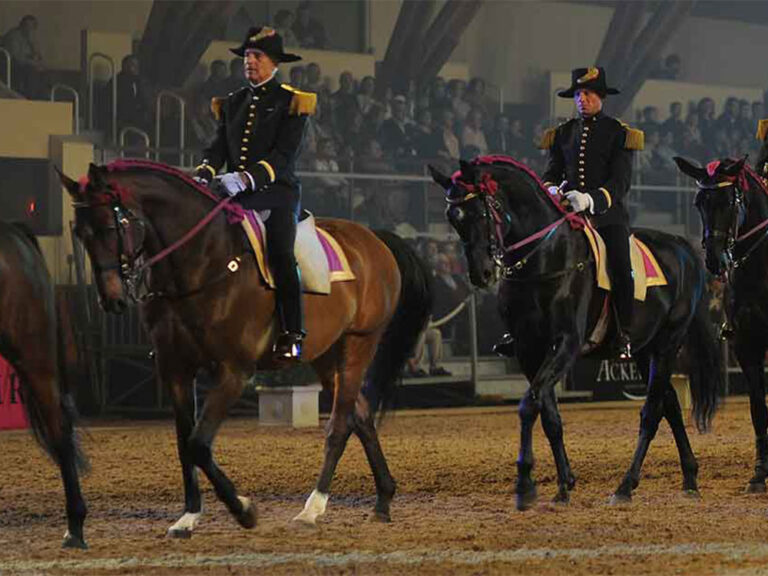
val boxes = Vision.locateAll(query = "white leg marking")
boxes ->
[292,489,329,525]
[168,511,202,536]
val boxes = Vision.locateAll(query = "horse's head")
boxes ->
[58,163,146,313]
[429,160,510,288]
[674,156,747,276]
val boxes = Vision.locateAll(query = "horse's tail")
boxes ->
[13,240,88,472]
[685,291,724,433]
[364,231,432,415]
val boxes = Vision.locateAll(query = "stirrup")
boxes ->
[273,331,304,362]
[618,335,632,360]
[493,333,515,357]
[719,321,735,341]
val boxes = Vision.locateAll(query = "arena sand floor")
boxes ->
[2,398,768,575]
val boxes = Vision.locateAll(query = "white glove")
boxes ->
[192,176,209,186]
[564,190,594,213]
[217,172,249,197]
[547,185,560,196]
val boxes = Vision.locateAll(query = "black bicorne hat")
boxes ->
[230,26,302,63]
[557,67,620,98]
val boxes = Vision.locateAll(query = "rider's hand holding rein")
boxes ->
[217,171,255,197]
[563,190,594,213]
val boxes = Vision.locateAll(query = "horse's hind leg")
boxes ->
[662,385,699,496]
[296,335,391,525]
[540,386,576,504]
[22,370,88,548]
[612,351,668,503]
[351,393,396,522]
[733,327,768,492]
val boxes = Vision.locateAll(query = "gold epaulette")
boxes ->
[281,83,317,116]
[620,122,644,150]
[756,119,768,141]
[210,97,225,121]
[538,127,557,150]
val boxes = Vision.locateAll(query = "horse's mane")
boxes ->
[104,159,220,203]
[454,155,584,228]
[101,158,246,223]
[742,162,768,197]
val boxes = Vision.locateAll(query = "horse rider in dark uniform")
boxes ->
[193,26,316,362]
[494,67,643,360]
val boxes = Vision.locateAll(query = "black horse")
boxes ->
[430,156,722,508]
[0,222,87,548]
[675,155,768,492]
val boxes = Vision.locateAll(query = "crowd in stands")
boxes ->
[631,96,764,184]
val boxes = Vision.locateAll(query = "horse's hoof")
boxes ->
[552,488,570,505]
[167,527,193,539]
[516,488,538,511]
[683,489,701,500]
[62,531,88,549]
[236,498,257,529]
[747,481,766,494]
[369,510,391,523]
[609,492,632,506]
[292,511,319,527]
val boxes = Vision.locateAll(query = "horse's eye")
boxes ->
[451,207,465,221]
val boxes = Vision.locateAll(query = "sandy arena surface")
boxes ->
[3,398,768,575]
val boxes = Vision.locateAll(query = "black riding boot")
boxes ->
[601,225,634,360]
[272,262,305,363]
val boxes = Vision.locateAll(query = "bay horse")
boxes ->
[57,159,429,535]
[675,155,768,492]
[0,222,87,548]
[430,156,722,509]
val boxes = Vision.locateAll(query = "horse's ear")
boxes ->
[459,158,478,183]
[428,164,452,190]
[721,156,747,177]
[673,156,707,181]
[54,165,80,199]
[88,162,107,188]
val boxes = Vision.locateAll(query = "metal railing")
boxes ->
[119,127,151,158]
[155,91,186,166]
[50,83,80,134]
[88,52,117,141]
[0,47,11,89]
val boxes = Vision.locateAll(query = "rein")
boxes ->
[79,161,249,302]
[447,158,590,280]
[699,163,768,272]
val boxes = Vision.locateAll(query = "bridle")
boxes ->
[695,168,768,274]
[446,172,587,280]
[74,187,243,303]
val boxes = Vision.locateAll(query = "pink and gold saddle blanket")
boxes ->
[582,225,667,302]
[241,210,355,294]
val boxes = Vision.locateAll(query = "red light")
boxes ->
[26,200,36,215]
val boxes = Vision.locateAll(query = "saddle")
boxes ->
[582,225,668,351]
[240,210,355,294]
[582,225,667,301]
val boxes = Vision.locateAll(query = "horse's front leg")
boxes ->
[734,323,768,493]
[154,349,204,538]
[516,326,582,511]
[187,362,256,529]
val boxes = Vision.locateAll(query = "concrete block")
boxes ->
[256,384,322,428]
